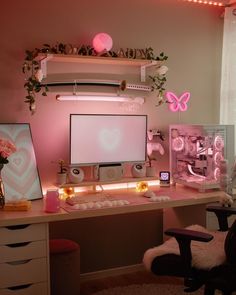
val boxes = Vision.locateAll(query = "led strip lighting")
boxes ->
[184,0,224,6]
[56,94,145,104]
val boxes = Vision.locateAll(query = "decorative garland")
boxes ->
[22,43,168,114]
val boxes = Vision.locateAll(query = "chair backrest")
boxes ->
[224,219,236,264]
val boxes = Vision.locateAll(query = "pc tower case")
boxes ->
[169,124,235,192]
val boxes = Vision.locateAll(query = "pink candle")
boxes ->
[45,189,60,213]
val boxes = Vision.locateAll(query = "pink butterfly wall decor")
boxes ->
[165,91,190,112]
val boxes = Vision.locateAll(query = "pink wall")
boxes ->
[0,0,223,192]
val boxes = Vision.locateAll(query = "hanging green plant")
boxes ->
[22,43,69,114]
[147,50,169,107]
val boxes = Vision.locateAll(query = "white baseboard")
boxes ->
[80,263,145,282]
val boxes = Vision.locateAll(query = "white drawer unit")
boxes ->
[0,240,47,263]
[0,223,50,295]
[0,223,47,244]
[0,282,47,295]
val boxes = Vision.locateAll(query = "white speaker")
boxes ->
[131,163,146,178]
[98,164,123,181]
[68,167,84,183]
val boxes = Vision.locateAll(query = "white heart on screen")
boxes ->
[99,129,121,151]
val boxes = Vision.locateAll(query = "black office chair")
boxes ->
[143,204,236,295]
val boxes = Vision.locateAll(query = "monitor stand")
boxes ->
[94,163,123,181]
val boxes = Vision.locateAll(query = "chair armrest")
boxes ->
[165,228,213,242]
[164,228,213,274]
[207,205,236,215]
[207,205,236,231]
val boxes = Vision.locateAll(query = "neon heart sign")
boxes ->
[165,91,190,112]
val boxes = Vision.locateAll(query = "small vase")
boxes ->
[56,172,67,185]
[0,164,5,209]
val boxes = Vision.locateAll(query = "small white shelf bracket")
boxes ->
[39,54,53,79]
[140,60,158,82]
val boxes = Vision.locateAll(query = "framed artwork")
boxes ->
[0,123,42,201]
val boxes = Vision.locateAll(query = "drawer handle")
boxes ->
[7,259,32,265]
[8,283,32,290]
[6,224,30,230]
[6,242,31,248]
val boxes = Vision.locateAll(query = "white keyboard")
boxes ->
[149,195,170,202]
[72,199,130,210]
[65,194,130,210]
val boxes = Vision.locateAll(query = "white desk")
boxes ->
[0,184,225,294]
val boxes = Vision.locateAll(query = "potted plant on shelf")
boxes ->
[56,159,67,185]
[148,50,168,107]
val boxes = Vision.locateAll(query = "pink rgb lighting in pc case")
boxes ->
[169,124,235,192]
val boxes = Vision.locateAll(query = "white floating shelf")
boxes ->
[37,54,160,83]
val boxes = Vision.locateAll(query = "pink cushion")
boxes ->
[49,239,79,254]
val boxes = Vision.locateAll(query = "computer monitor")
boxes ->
[70,114,147,166]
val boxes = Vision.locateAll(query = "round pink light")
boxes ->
[92,33,113,53]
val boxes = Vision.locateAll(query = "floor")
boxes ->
[80,270,183,295]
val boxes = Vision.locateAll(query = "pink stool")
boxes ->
[49,239,80,295]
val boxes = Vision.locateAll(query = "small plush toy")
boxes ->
[219,193,234,207]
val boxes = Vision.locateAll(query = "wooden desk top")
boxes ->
[0,185,225,227]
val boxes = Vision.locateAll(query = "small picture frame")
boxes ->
[159,171,170,187]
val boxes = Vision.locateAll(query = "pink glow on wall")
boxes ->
[92,33,113,53]
[0,0,224,198]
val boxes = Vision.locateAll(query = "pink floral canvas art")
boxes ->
[0,124,42,201]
